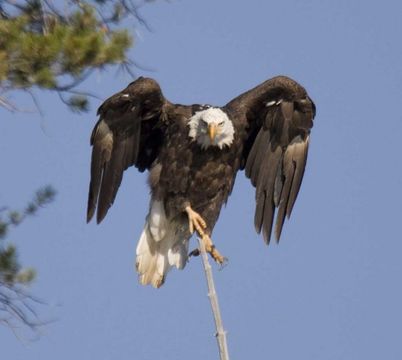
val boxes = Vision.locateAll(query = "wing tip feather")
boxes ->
[87,208,94,223]
[96,215,104,225]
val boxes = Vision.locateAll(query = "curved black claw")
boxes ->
[189,248,200,258]
[218,257,229,271]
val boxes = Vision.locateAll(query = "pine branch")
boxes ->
[0,0,157,112]
[0,185,56,334]
[197,237,230,360]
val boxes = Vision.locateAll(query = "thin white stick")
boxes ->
[197,238,230,360]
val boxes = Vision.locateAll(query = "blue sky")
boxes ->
[1,0,402,359]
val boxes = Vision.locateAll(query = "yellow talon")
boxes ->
[185,205,207,236]
[201,234,225,265]
[185,205,226,264]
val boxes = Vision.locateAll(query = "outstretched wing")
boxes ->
[87,77,171,224]
[225,76,315,244]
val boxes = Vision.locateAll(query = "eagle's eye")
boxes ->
[218,121,225,127]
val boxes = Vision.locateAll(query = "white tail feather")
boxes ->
[148,200,167,241]
[135,200,189,288]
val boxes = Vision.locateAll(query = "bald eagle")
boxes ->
[87,76,315,288]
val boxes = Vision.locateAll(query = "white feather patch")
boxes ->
[266,99,283,107]
[135,200,190,288]
[148,200,167,241]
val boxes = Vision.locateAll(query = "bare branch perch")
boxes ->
[197,237,230,360]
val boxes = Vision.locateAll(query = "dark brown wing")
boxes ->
[87,77,170,224]
[225,76,315,244]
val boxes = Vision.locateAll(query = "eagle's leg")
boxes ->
[185,205,225,264]
[185,205,207,235]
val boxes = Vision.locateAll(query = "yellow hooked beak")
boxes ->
[208,123,217,142]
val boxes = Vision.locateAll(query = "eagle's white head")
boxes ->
[188,107,235,150]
